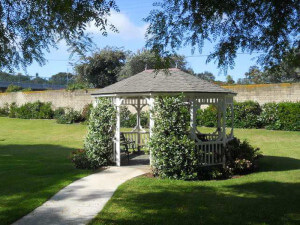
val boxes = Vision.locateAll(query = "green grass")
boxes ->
[1,118,299,225]
[0,117,91,225]
[91,128,300,225]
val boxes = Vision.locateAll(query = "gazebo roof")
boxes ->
[92,68,235,96]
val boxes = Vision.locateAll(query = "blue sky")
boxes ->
[19,0,261,81]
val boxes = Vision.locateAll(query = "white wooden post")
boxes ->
[148,97,155,166]
[230,103,234,139]
[222,98,227,166]
[190,99,197,140]
[136,97,141,151]
[217,103,222,137]
[115,97,122,167]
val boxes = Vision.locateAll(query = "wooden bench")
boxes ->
[120,132,136,162]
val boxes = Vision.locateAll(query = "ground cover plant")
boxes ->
[90,127,300,225]
[0,117,90,225]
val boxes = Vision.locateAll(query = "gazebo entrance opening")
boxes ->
[92,68,236,167]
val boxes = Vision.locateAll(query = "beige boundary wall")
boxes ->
[222,83,300,104]
[0,83,299,111]
[0,89,100,111]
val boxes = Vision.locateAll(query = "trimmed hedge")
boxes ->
[8,101,54,119]
[198,101,299,131]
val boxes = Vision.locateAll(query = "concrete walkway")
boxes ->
[13,166,149,225]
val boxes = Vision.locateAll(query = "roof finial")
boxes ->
[145,63,147,70]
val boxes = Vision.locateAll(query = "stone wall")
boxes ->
[0,89,99,111]
[0,83,299,111]
[222,83,300,104]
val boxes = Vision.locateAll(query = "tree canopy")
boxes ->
[193,71,215,81]
[145,0,299,72]
[0,0,118,71]
[118,49,191,80]
[75,47,127,88]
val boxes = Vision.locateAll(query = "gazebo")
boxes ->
[92,68,236,166]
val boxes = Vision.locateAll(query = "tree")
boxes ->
[145,0,299,72]
[75,47,127,88]
[118,50,191,80]
[245,66,265,84]
[194,71,215,81]
[49,72,75,85]
[0,0,118,71]
[0,71,31,82]
[226,75,235,84]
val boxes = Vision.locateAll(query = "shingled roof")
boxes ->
[92,68,235,95]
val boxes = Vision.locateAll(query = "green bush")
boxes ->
[120,106,149,128]
[82,98,116,169]
[53,107,65,119]
[6,85,23,92]
[56,109,82,124]
[225,137,262,174]
[66,82,89,91]
[71,149,90,169]
[8,103,18,118]
[21,88,32,92]
[233,101,262,128]
[14,101,53,119]
[7,101,53,119]
[148,95,197,180]
[197,105,217,127]
[0,104,9,117]
[81,103,93,121]
[261,102,300,131]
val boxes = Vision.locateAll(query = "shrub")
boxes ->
[56,108,82,124]
[21,88,32,92]
[225,137,261,174]
[6,85,22,92]
[83,98,116,169]
[197,105,217,127]
[120,106,135,127]
[81,103,93,121]
[148,95,197,180]
[14,101,54,119]
[8,102,18,118]
[0,103,9,117]
[261,102,300,131]
[53,107,65,119]
[120,107,149,128]
[66,82,89,91]
[233,101,262,128]
[71,149,90,169]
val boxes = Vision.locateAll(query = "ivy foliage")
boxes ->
[148,95,197,180]
[83,98,116,169]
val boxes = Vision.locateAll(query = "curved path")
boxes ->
[13,166,149,225]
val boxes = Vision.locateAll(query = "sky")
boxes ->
[17,0,262,82]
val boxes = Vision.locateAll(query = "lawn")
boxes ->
[0,117,91,225]
[1,118,299,225]
[90,128,300,225]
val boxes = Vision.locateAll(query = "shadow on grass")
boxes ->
[0,144,90,225]
[94,181,300,225]
[258,155,300,172]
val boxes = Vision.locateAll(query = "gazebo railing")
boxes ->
[196,141,224,165]
[122,131,150,147]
